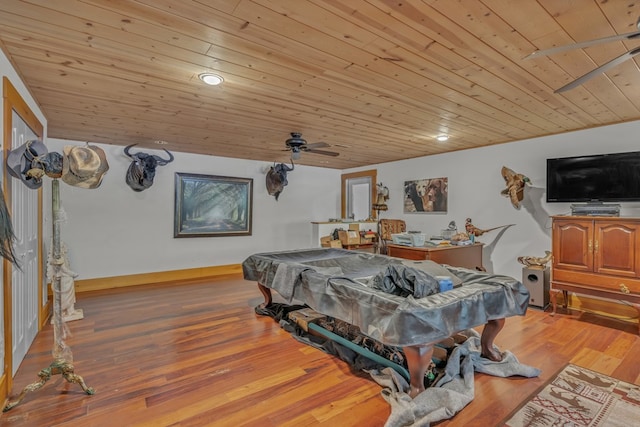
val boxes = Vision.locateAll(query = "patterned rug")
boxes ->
[501,364,640,426]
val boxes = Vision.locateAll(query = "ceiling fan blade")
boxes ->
[305,141,330,149]
[525,31,640,59]
[306,148,339,157]
[555,46,640,93]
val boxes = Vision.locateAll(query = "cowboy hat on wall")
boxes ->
[61,144,109,189]
[6,139,48,189]
[6,140,109,190]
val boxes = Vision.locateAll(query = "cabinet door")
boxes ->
[552,219,593,272]
[594,221,640,277]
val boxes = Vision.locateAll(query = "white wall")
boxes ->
[50,119,640,283]
[6,45,640,284]
[364,121,640,280]
[0,52,48,140]
[42,139,341,279]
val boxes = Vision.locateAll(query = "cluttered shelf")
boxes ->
[311,221,377,249]
[311,218,491,264]
[317,222,378,253]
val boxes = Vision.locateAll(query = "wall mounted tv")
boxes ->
[546,151,640,203]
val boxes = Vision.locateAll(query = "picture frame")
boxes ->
[404,177,448,213]
[174,172,253,238]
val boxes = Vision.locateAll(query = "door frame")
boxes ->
[1,77,45,401]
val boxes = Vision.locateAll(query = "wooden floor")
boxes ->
[2,275,639,427]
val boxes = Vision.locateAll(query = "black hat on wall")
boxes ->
[6,139,48,189]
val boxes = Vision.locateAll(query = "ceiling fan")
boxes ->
[283,132,339,159]
[526,17,640,93]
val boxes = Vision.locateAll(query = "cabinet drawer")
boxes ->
[387,246,426,260]
[553,269,640,294]
[551,280,640,305]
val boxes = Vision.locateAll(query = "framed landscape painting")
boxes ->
[404,177,448,213]
[174,173,253,237]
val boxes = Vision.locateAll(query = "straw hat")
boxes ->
[61,144,109,189]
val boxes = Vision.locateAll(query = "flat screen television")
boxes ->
[546,151,640,203]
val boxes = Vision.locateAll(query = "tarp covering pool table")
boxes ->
[242,248,529,347]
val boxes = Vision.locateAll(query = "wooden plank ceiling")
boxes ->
[1,0,639,169]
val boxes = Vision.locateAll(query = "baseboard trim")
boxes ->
[75,264,243,293]
[40,299,51,327]
[0,373,7,412]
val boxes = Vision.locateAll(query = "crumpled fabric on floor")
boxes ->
[286,321,391,373]
[254,302,307,320]
[368,333,541,427]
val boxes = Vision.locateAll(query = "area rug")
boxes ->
[501,364,640,426]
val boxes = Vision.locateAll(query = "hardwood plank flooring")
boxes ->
[1,275,638,426]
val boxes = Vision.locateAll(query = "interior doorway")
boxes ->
[2,77,44,397]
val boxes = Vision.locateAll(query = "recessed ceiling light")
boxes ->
[154,140,168,145]
[198,73,224,85]
[436,134,449,142]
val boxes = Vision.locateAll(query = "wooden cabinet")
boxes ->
[343,243,375,253]
[387,243,483,270]
[551,216,640,330]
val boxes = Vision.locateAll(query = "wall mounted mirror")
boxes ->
[341,169,377,221]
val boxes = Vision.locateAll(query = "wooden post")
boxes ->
[51,178,69,361]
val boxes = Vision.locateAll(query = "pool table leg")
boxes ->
[403,344,434,398]
[257,283,272,308]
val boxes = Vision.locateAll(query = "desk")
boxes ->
[387,243,483,270]
[343,242,375,253]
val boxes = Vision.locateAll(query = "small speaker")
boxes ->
[522,267,550,309]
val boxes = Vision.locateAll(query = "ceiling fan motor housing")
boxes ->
[283,132,339,157]
[286,132,307,148]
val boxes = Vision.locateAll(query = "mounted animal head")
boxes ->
[124,144,174,192]
[265,160,294,201]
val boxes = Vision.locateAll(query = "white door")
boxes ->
[0,188,3,380]
[10,110,39,375]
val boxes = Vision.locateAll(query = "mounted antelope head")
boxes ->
[124,144,174,192]
[265,160,294,201]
